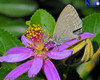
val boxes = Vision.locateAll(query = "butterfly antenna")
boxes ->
[44,24,53,38]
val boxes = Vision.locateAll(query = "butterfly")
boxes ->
[52,4,82,45]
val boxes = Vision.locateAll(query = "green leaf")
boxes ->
[82,8,99,16]
[1,62,18,70]
[82,13,100,50]
[31,9,55,36]
[0,67,11,79]
[0,16,27,37]
[16,73,41,80]
[0,0,38,17]
[0,29,23,55]
[0,63,18,79]
[60,0,100,16]
[0,63,41,80]
[61,0,84,8]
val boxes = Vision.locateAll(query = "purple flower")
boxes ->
[0,24,95,80]
[0,24,73,80]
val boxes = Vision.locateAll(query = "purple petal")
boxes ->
[65,32,95,46]
[0,47,33,62]
[6,47,33,54]
[4,60,33,80]
[57,43,70,51]
[58,39,78,51]
[80,32,95,39]
[47,49,73,60]
[28,57,43,78]
[21,35,33,48]
[43,60,60,80]
[58,32,95,50]
[45,41,54,49]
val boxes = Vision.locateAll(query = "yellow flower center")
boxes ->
[24,24,50,54]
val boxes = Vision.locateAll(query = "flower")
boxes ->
[0,24,73,80]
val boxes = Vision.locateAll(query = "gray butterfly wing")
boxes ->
[53,4,82,45]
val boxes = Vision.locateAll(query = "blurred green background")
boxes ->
[0,0,100,80]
